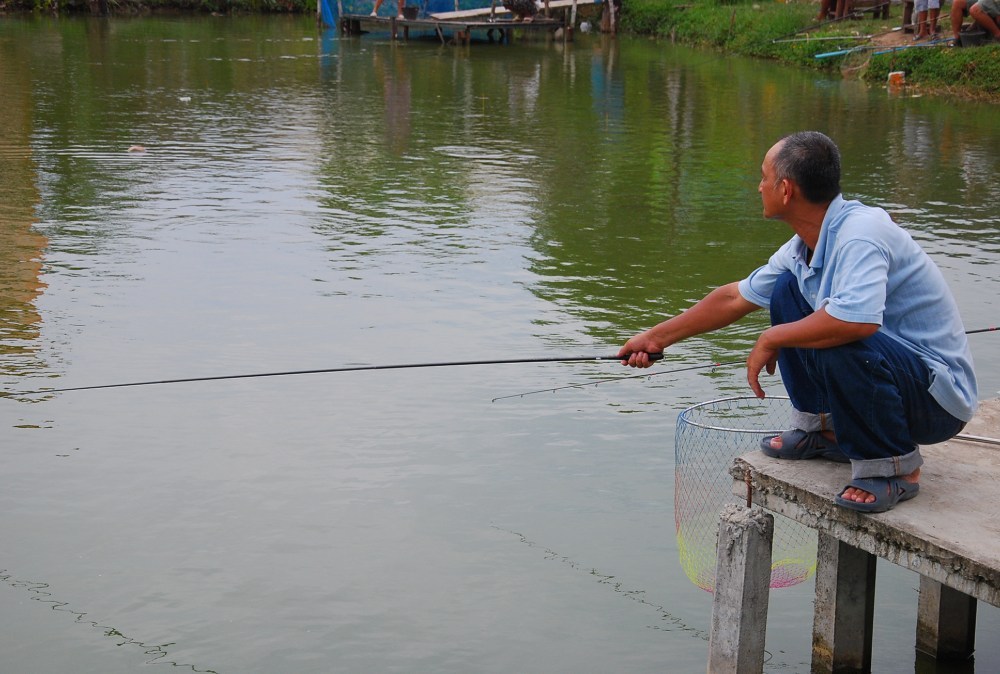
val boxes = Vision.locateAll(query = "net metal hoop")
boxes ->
[677,395,792,435]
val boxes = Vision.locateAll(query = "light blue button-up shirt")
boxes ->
[738,195,978,422]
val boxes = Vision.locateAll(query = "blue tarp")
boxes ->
[319,0,495,25]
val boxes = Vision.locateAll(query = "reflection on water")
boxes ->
[0,51,48,380]
[1,15,1000,674]
[374,46,412,155]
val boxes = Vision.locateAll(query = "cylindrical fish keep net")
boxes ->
[675,396,816,592]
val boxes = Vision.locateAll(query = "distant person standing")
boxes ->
[913,0,942,39]
[950,0,974,42]
[371,0,404,18]
[505,0,539,21]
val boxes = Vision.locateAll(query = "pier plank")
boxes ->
[429,0,598,20]
[340,12,563,41]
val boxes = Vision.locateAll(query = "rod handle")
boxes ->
[615,352,664,362]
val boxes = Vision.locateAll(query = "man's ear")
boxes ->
[780,178,794,205]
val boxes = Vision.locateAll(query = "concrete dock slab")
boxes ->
[730,398,1000,607]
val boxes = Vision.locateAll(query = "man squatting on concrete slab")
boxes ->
[618,131,978,514]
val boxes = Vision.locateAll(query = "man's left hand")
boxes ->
[747,330,779,398]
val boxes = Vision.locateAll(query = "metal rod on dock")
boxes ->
[955,433,1000,448]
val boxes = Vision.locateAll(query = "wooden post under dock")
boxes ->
[708,398,1000,672]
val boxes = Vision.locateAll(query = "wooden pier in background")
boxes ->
[340,12,562,44]
[709,398,1000,672]
[338,0,604,44]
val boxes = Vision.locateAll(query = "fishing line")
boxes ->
[492,524,711,641]
[491,360,744,402]
[0,569,217,674]
[4,353,663,397]
[492,325,998,402]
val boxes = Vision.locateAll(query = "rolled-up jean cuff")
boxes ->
[851,447,924,480]
[790,409,833,433]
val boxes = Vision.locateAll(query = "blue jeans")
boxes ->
[770,272,965,479]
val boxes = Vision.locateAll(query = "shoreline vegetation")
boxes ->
[2,0,997,102]
[622,0,1000,102]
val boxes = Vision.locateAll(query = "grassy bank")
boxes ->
[622,0,1000,101]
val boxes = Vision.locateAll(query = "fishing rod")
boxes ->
[694,10,873,70]
[774,34,876,44]
[815,44,876,59]
[6,327,995,399]
[872,37,952,55]
[808,25,912,58]
[4,353,663,397]
[813,29,906,59]
[768,11,866,43]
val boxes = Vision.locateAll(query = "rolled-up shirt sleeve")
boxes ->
[737,239,798,309]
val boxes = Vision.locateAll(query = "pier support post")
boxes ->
[812,532,876,673]
[916,576,977,660]
[708,503,774,674]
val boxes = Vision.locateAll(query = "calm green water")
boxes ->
[2,15,1000,673]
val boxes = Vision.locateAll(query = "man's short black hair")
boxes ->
[772,131,841,204]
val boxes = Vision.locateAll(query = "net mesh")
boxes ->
[675,396,816,593]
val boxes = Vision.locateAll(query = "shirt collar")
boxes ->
[808,194,845,270]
